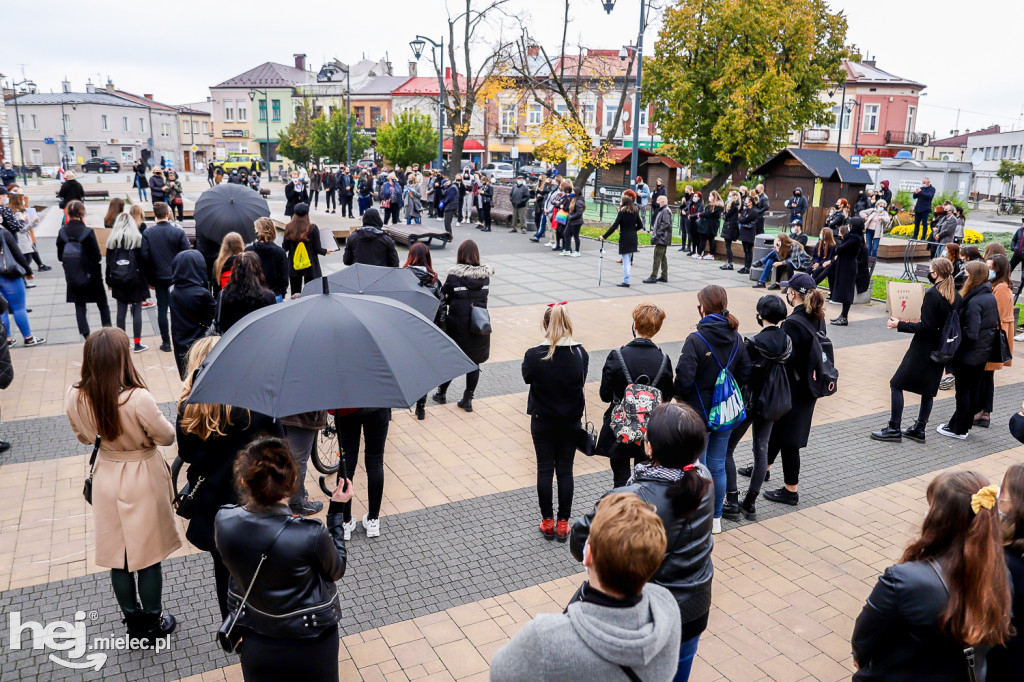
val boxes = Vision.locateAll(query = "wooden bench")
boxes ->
[56,189,109,201]
[490,185,514,225]
[384,223,451,249]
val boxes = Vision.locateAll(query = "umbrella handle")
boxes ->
[318,449,350,497]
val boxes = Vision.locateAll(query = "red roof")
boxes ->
[392,76,474,97]
[607,147,681,167]
[442,139,484,151]
[930,125,1001,147]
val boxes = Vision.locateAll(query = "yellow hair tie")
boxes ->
[970,485,999,514]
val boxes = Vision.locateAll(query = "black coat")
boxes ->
[283,226,326,279]
[219,287,277,333]
[602,209,643,255]
[673,315,751,423]
[176,408,283,551]
[955,282,999,367]
[852,559,992,681]
[743,326,792,419]
[522,343,589,421]
[597,338,674,457]
[987,548,1024,679]
[169,251,216,349]
[56,220,106,304]
[245,240,288,298]
[0,333,11,390]
[442,264,492,365]
[141,220,191,287]
[342,227,399,267]
[721,201,740,241]
[697,204,722,236]
[768,307,820,449]
[891,286,959,397]
[831,232,862,305]
[738,207,758,244]
[104,246,150,304]
[284,180,309,217]
[0,229,31,280]
[57,179,85,207]
[848,217,871,293]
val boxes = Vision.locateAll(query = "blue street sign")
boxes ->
[850,154,862,168]
[43,138,55,144]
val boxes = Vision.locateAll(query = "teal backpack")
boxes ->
[693,333,746,431]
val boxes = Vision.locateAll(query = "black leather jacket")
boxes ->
[214,503,347,638]
[570,466,714,628]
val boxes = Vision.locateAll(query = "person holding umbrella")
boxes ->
[283,203,327,296]
[433,240,491,412]
[343,208,399,267]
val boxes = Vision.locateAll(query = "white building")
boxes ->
[967,128,1024,199]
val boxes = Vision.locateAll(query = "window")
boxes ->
[985,147,991,161]
[100,115,109,131]
[237,100,247,122]
[62,113,71,130]
[30,148,42,163]
[202,121,209,134]
[581,104,596,128]
[160,123,170,138]
[18,114,24,128]
[371,106,383,127]
[500,104,517,135]
[830,105,851,130]
[271,99,281,121]
[862,104,879,133]
[355,108,365,127]
[122,116,130,132]
[555,103,567,119]
[1002,146,1009,159]
[906,106,916,134]
[90,149,98,158]
[527,103,542,126]
[258,99,267,122]
[224,101,234,121]
[1013,145,1019,159]
[30,114,37,130]
[604,104,618,131]
[182,121,190,136]
[139,118,145,133]
[192,121,199,134]
[638,109,648,128]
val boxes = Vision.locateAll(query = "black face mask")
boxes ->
[927,272,937,284]
[631,325,637,339]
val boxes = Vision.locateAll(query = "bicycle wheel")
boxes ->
[312,422,341,475]
[997,204,1006,216]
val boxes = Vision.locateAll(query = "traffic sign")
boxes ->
[850,154,862,168]
[191,145,198,152]
[43,138,54,144]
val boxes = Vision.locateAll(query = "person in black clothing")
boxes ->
[308,169,322,210]
[334,407,391,541]
[176,336,283,619]
[754,184,769,235]
[282,203,328,296]
[719,191,741,271]
[829,222,862,326]
[284,171,309,217]
[56,201,111,339]
[852,470,1011,681]
[736,196,759,274]
[696,191,723,260]
[440,179,459,237]
[169,251,216,378]
[322,167,337,213]
[337,168,354,218]
[432,173,445,218]
[342,209,399,267]
[601,190,643,288]
[405,243,444,420]
[871,258,960,444]
[245,217,288,301]
[522,303,588,542]
[104,214,150,352]
[571,402,715,680]
[650,178,667,228]
[149,170,168,205]
[215,437,352,682]
[683,192,703,257]
[356,171,373,216]
[433,240,491,412]
[723,295,792,523]
[938,261,1000,439]
[141,202,190,351]
[598,303,674,487]
[477,175,493,232]
[809,227,837,293]
[218,252,276,333]
[56,171,85,208]
[988,463,1024,679]
[206,161,215,188]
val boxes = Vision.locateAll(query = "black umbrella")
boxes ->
[301,264,441,320]
[194,183,269,244]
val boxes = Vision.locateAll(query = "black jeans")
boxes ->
[337,408,390,522]
[210,548,230,620]
[240,624,339,682]
[154,285,171,343]
[726,416,774,496]
[444,209,456,236]
[766,443,800,487]
[531,416,578,520]
[981,369,995,413]
[610,444,648,488]
[310,189,319,208]
[325,189,336,210]
[341,195,353,217]
[384,204,401,225]
[74,299,112,338]
[913,211,930,241]
[173,342,190,380]
[742,241,754,269]
[479,204,492,229]
[724,239,734,264]
[687,221,700,254]
[890,386,934,425]
[439,369,480,396]
[948,362,984,435]
[567,223,581,252]
[110,560,162,616]
[116,301,143,340]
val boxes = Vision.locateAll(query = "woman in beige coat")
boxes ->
[65,327,180,640]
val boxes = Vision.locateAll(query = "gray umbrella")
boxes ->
[194,183,269,244]
[300,264,441,320]
[186,282,476,417]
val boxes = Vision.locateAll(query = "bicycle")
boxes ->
[996,197,1020,216]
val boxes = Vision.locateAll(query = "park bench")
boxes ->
[56,189,109,201]
[384,223,451,249]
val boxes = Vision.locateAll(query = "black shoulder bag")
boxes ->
[573,346,597,456]
[218,518,292,654]
[927,558,978,682]
[82,436,101,504]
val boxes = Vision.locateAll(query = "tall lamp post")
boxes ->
[248,88,273,177]
[317,62,352,167]
[603,0,645,191]
[58,96,77,172]
[8,78,36,184]
[828,80,849,155]
[409,35,445,172]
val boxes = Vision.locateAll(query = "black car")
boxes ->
[81,157,121,173]
[517,165,545,181]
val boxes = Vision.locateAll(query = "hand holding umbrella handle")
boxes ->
[318,444,349,497]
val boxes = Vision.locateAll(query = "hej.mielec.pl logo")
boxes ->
[7,610,170,671]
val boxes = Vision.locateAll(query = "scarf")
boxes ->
[628,461,685,486]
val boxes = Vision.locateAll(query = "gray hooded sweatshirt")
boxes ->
[489,583,681,682]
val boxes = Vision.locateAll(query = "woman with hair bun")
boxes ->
[852,470,1012,680]
[571,402,715,682]
[215,436,353,682]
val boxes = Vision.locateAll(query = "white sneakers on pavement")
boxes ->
[936,423,967,440]
[342,519,357,541]
[1015,330,1024,342]
[712,518,722,535]
[362,514,381,538]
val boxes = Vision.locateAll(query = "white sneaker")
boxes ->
[362,513,380,538]
[703,254,715,260]
[1015,331,1024,342]
[571,251,580,258]
[690,253,700,259]
[342,519,357,541]
[545,241,554,247]
[936,423,967,440]
[561,250,571,256]
[712,517,722,535]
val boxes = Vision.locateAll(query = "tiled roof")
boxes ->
[214,62,311,89]
[930,125,1000,147]
[352,76,413,96]
[752,148,873,184]
[114,90,177,111]
[839,60,925,90]
[5,92,145,107]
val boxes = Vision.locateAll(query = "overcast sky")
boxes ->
[6,0,1021,138]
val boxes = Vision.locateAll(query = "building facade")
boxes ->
[112,89,181,169]
[967,128,1024,199]
[918,126,1000,162]
[175,103,214,172]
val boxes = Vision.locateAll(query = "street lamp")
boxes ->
[8,78,36,184]
[827,81,849,155]
[410,34,445,172]
[58,96,77,172]
[248,89,272,178]
[318,62,352,167]
[603,0,646,192]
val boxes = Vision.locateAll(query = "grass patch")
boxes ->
[580,225,683,246]
[871,274,912,300]
[885,230,1011,250]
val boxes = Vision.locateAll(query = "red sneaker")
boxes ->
[539,518,555,540]
[556,520,570,542]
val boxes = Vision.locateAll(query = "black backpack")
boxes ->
[791,314,838,398]
[61,230,91,289]
[749,335,793,421]
[929,309,962,364]
[106,247,140,290]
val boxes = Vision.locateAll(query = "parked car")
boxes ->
[81,157,121,173]
[217,154,264,174]
[482,162,515,180]
[355,158,377,172]
[517,165,545,181]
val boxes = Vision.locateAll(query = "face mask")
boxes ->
[517,180,524,185]
[989,270,996,281]
[927,272,937,284]
[631,325,637,339]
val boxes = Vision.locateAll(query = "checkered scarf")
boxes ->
[628,462,686,486]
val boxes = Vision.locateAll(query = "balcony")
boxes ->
[885,130,929,146]
[802,129,830,143]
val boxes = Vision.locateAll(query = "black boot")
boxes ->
[721,491,741,521]
[869,421,903,442]
[457,391,474,412]
[738,466,769,481]
[740,492,758,521]
[431,390,447,405]
[121,607,146,638]
[902,420,927,443]
[415,400,426,420]
[134,612,177,642]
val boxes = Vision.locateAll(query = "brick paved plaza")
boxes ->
[1,177,1022,681]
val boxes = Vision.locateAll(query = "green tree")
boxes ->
[310,111,371,166]
[644,0,855,192]
[375,110,440,168]
[996,159,1024,195]
[277,101,316,166]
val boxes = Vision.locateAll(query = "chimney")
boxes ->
[62,80,71,94]
[527,43,540,58]
[144,94,154,101]
[105,80,115,95]
[409,61,417,77]
[863,59,876,68]
[294,53,307,71]
[85,80,95,94]
[445,66,451,79]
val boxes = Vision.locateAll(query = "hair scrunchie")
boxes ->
[970,485,999,514]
